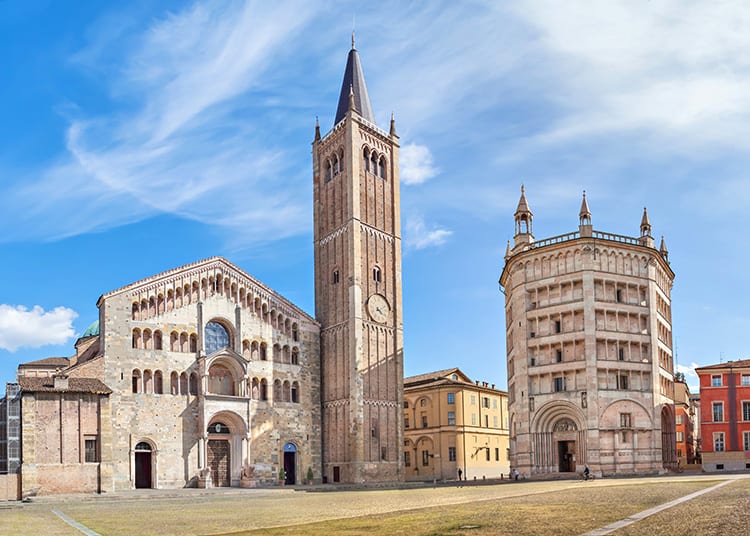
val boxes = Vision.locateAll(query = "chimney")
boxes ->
[53,370,69,390]
[475,380,479,386]
[491,384,495,390]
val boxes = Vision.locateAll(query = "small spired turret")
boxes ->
[660,235,669,263]
[639,207,655,248]
[513,185,534,250]
[579,191,592,237]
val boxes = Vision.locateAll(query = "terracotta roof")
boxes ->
[18,357,70,368]
[405,368,462,386]
[695,359,750,372]
[18,376,112,395]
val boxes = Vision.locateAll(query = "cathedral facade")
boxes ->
[1,41,403,496]
[500,188,677,477]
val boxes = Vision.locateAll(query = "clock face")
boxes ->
[367,294,390,323]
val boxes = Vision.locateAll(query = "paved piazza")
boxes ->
[1,474,748,535]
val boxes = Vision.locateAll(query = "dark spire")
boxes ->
[640,207,652,237]
[334,36,375,125]
[390,112,397,137]
[579,191,592,224]
[314,116,321,142]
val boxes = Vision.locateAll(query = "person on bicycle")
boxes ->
[583,465,591,480]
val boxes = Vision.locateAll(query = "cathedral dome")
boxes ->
[81,319,99,338]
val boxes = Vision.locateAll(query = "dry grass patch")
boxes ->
[613,478,750,535]
[219,481,716,536]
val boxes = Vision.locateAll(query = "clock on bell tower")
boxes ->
[313,35,404,484]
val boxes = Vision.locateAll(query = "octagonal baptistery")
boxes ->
[499,188,677,477]
[98,257,320,490]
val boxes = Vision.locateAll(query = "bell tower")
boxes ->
[312,37,404,483]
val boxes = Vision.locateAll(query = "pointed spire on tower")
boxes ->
[390,112,397,137]
[314,116,321,142]
[334,37,375,125]
[660,235,669,262]
[514,185,534,249]
[578,190,592,236]
[579,191,591,223]
[640,207,652,237]
[505,240,511,260]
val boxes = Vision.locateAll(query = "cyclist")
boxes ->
[583,465,591,480]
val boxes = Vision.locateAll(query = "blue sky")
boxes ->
[1,0,748,394]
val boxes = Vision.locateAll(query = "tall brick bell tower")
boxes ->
[313,35,404,484]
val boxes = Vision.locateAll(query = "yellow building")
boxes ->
[403,369,510,481]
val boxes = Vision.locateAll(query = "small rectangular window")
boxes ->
[676,414,683,424]
[486,448,490,461]
[447,393,455,404]
[448,446,456,461]
[714,433,725,452]
[403,401,409,408]
[742,375,750,386]
[618,374,629,390]
[404,451,411,467]
[711,375,722,387]
[404,417,409,429]
[421,415,428,428]
[85,437,99,463]
[554,377,565,392]
[618,348,625,361]
[422,450,430,466]
[676,431,684,442]
[471,413,477,426]
[713,402,724,422]
[743,401,750,421]
[447,412,456,426]
[716,463,724,469]
[470,395,476,405]
[555,320,561,333]
[556,349,562,363]
[484,415,489,427]
[381,447,387,461]
[495,448,500,461]
[620,413,632,428]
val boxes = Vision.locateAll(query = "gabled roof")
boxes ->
[695,359,750,372]
[334,38,375,125]
[405,367,471,387]
[18,376,111,395]
[18,357,70,368]
[99,256,317,324]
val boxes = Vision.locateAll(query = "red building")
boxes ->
[695,359,750,471]
[673,379,696,464]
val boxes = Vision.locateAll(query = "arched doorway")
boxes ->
[283,442,297,485]
[661,405,676,468]
[554,418,578,473]
[134,442,153,488]
[208,422,231,487]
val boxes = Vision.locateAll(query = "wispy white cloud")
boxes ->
[675,361,700,393]
[0,0,318,245]
[400,143,438,185]
[0,305,78,352]
[404,216,452,250]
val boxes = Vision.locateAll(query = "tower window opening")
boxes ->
[373,266,381,283]
[325,160,333,182]
[332,270,340,284]
[556,349,562,363]
[362,148,370,172]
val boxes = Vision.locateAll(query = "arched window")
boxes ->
[333,155,339,176]
[273,380,282,401]
[179,372,188,395]
[373,266,382,283]
[283,345,290,363]
[132,369,142,394]
[259,343,267,361]
[273,344,281,362]
[339,149,345,173]
[148,297,156,317]
[180,332,188,352]
[242,340,250,359]
[189,372,199,395]
[153,330,163,350]
[189,333,198,353]
[326,160,333,182]
[291,381,300,403]
[166,290,174,311]
[291,348,299,365]
[143,329,152,350]
[371,152,378,173]
[292,323,299,342]
[332,270,340,284]
[170,331,179,352]
[143,370,153,394]
[154,370,163,394]
[283,380,291,402]
[170,371,179,395]
[363,148,370,171]
[208,363,234,396]
[251,378,259,399]
[157,294,165,314]
[260,378,268,401]
[132,303,139,321]
[251,341,259,360]
[205,322,230,354]
[132,329,141,349]
[378,157,386,179]
[175,287,183,308]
